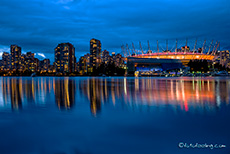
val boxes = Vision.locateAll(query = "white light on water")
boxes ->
[124,78,127,95]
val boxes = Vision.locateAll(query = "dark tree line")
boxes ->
[91,62,126,76]
[188,60,209,72]
[213,63,229,71]
[188,60,229,72]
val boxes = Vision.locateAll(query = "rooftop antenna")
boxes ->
[139,41,144,55]
[186,38,188,46]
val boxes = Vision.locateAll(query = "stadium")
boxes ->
[123,39,219,75]
[123,39,218,65]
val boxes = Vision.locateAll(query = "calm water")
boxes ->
[0,77,229,154]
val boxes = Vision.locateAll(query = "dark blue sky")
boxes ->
[0,0,229,61]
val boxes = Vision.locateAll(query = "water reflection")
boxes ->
[55,78,75,109]
[0,77,230,114]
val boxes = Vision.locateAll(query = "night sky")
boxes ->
[0,0,229,62]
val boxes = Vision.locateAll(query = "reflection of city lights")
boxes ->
[124,78,127,95]
[105,79,107,99]
[64,78,70,108]
[184,99,188,112]
[87,79,90,100]
[0,77,228,114]
[111,78,115,105]
[192,79,195,90]
[133,78,138,103]
[182,81,185,101]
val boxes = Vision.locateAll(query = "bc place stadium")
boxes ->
[121,39,225,76]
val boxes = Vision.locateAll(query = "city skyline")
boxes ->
[0,0,229,61]
[0,39,128,75]
[0,1,230,153]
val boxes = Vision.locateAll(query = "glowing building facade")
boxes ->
[220,50,229,67]
[90,38,101,70]
[10,45,21,71]
[2,52,11,71]
[40,59,50,73]
[55,43,75,73]
[101,50,110,64]
[22,52,36,72]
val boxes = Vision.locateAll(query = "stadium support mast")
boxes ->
[132,42,136,55]
[157,40,159,53]
[191,39,197,60]
[126,44,131,56]
[166,39,168,52]
[211,41,218,55]
[147,40,152,53]
[183,38,188,54]
[121,45,125,57]
[201,40,206,54]
[213,42,220,55]
[207,40,213,55]
[193,39,197,54]
[139,41,144,55]
[218,42,220,51]
[175,39,178,53]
